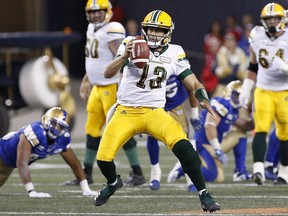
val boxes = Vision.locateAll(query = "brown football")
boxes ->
[130,36,150,69]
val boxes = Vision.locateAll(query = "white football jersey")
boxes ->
[249,26,288,91]
[116,37,192,108]
[85,22,125,86]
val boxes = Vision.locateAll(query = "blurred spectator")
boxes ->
[110,0,125,24]
[212,31,248,97]
[238,23,254,56]
[200,21,223,97]
[125,19,140,36]
[225,14,243,41]
[241,14,255,27]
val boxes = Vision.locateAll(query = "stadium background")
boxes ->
[2,0,288,79]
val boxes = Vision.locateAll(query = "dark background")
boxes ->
[2,0,288,79]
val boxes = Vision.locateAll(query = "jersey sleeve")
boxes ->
[22,122,45,147]
[116,36,134,56]
[174,45,192,77]
[210,98,228,117]
[105,22,126,43]
[248,26,264,46]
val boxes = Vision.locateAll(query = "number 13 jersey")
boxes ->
[117,37,193,108]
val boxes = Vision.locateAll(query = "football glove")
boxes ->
[190,118,202,132]
[214,149,228,164]
[28,190,51,198]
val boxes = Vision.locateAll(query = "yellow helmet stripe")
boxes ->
[151,10,162,22]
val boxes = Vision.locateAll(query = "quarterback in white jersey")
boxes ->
[116,37,190,108]
[240,2,288,185]
[93,10,220,213]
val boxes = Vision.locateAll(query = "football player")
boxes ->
[239,2,288,185]
[0,107,96,198]
[147,74,202,191]
[64,0,145,186]
[168,81,253,183]
[94,10,220,213]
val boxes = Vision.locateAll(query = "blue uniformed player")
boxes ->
[0,107,96,198]
[168,80,253,183]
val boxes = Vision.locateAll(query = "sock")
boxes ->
[199,189,207,195]
[83,165,93,176]
[172,139,206,191]
[233,137,247,171]
[279,140,288,166]
[84,135,101,167]
[97,160,117,184]
[252,132,267,163]
[131,165,143,176]
[266,129,280,167]
[146,136,160,165]
[123,137,140,167]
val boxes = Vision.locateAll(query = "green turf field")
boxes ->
[1,137,288,216]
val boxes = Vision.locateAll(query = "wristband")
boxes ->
[242,79,255,93]
[195,88,209,102]
[80,179,90,192]
[191,107,199,119]
[25,182,35,194]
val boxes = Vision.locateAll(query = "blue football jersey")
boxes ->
[0,121,71,168]
[165,75,188,111]
[194,97,239,144]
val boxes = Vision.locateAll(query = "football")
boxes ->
[130,36,150,69]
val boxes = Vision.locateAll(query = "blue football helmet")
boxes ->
[41,107,69,139]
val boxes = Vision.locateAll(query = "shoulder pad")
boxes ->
[106,22,125,34]
[249,26,264,42]
[122,36,135,45]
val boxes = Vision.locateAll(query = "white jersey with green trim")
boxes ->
[85,22,125,86]
[116,37,192,108]
[249,26,288,91]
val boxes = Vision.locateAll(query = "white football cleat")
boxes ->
[167,160,184,183]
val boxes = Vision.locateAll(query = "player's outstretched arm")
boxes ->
[16,134,51,198]
[61,148,97,196]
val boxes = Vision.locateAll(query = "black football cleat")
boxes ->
[253,172,263,186]
[274,177,287,185]
[199,190,220,213]
[93,175,123,206]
